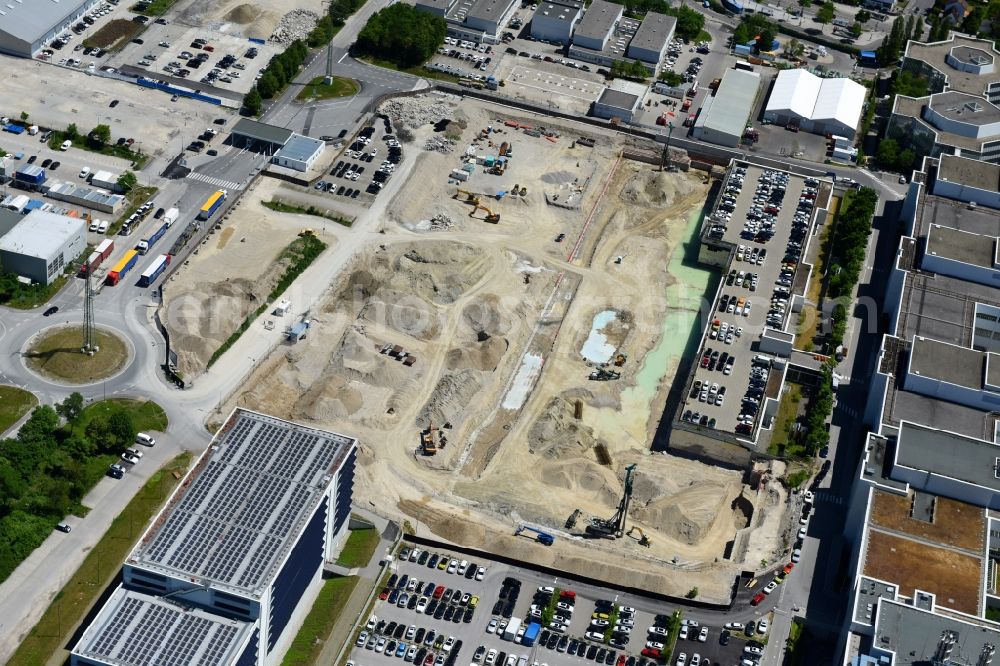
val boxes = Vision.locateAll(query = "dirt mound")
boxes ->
[537,460,620,506]
[417,369,484,430]
[372,290,442,340]
[619,169,699,208]
[445,336,507,372]
[461,294,513,341]
[528,396,601,458]
[294,373,364,420]
[337,329,409,387]
[633,482,732,546]
[225,3,260,22]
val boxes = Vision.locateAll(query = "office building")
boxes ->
[0,0,99,58]
[0,210,86,285]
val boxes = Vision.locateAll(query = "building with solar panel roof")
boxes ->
[71,409,358,666]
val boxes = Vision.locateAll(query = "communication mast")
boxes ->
[82,266,97,354]
[324,43,334,85]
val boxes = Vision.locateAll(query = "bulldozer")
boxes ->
[471,203,500,224]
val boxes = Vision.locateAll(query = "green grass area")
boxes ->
[262,200,353,226]
[358,56,462,83]
[784,618,807,665]
[47,131,148,169]
[0,386,37,434]
[2,275,68,310]
[663,611,682,664]
[336,528,380,568]
[281,576,361,666]
[296,76,360,101]
[24,327,129,384]
[696,29,712,43]
[108,185,158,236]
[767,383,806,458]
[9,454,191,666]
[132,0,178,15]
[74,398,168,438]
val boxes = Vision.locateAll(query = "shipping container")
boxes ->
[136,221,168,254]
[106,249,139,285]
[95,238,115,260]
[138,254,171,287]
[522,623,541,647]
[14,164,45,185]
[80,251,102,276]
[163,207,179,227]
[3,124,25,134]
[198,190,227,220]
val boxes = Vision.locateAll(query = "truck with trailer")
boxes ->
[80,238,115,276]
[197,190,227,220]
[163,207,179,227]
[503,618,522,642]
[106,249,139,285]
[136,221,168,254]
[138,254,171,287]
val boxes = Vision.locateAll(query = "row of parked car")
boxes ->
[359,614,462,666]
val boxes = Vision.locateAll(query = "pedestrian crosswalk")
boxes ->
[187,171,244,191]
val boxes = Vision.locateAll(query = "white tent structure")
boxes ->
[764,69,867,139]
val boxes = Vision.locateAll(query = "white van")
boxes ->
[89,219,100,232]
[136,432,156,447]
[60,139,72,151]
[98,219,109,233]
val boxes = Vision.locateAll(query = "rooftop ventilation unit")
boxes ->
[966,101,984,113]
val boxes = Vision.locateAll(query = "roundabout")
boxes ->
[22,325,133,386]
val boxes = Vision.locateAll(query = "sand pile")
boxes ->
[294,374,364,420]
[528,396,601,458]
[225,3,260,22]
[445,336,507,372]
[338,329,409,387]
[416,370,485,429]
[537,460,620,506]
[619,169,699,208]
[634,484,732,545]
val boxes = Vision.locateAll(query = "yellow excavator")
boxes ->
[626,525,652,547]
[471,203,501,224]
[454,188,480,205]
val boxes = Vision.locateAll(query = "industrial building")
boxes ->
[838,155,1000,665]
[625,12,675,66]
[89,170,122,193]
[0,0,98,58]
[590,81,643,123]
[529,0,583,44]
[567,6,673,73]
[45,182,125,214]
[763,69,867,139]
[273,135,325,172]
[415,0,518,42]
[0,210,86,285]
[692,68,761,147]
[899,34,1000,104]
[71,409,358,666]
[229,118,295,154]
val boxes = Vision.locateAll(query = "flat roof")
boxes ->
[908,336,983,389]
[875,598,1000,665]
[72,587,254,666]
[467,0,516,23]
[952,45,995,68]
[926,224,996,268]
[535,0,582,24]
[854,576,897,625]
[276,134,324,162]
[0,208,20,239]
[928,90,1000,126]
[893,95,987,152]
[230,118,293,146]
[0,0,93,46]
[627,12,675,57]
[0,210,84,258]
[869,485,986,550]
[596,87,639,111]
[128,409,356,599]
[418,0,453,9]
[937,153,1000,192]
[697,69,760,138]
[904,34,1000,96]
[896,420,1000,492]
[573,0,622,42]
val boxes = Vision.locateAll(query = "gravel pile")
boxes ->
[424,137,456,153]
[270,9,320,44]
[380,97,456,129]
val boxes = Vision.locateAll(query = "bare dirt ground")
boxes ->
[213,96,783,600]
[175,0,327,40]
[161,179,337,377]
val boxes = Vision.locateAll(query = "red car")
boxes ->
[641,649,661,659]
[617,655,627,666]
[560,590,576,600]
[751,592,766,606]
[433,585,445,599]
[783,563,794,575]
[379,587,390,600]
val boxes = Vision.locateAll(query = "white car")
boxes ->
[798,527,807,540]
[758,618,769,634]
[366,615,378,631]
[476,567,486,581]
[416,597,429,613]
[763,581,778,594]
[649,626,668,637]
[591,619,609,628]
[443,637,456,653]
[803,490,814,503]
[487,619,499,634]
[679,626,688,640]
[585,630,605,641]
[537,586,554,594]
[697,626,708,642]
[792,549,801,563]
[486,650,498,666]
[724,622,744,631]
[556,601,573,612]
[356,631,368,647]
[690,655,701,666]
[675,654,687,666]
[646,641,665,650]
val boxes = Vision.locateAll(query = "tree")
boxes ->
[257,72,279,98]
[355,4,447,68]
[850,22,864,38]
[961,7,984,34]
[659,70,683,86]
[84,414,112,452]
[117,170,138,193]
[65,123,79,140]
[668,5,705,41]
[19,111,28,122]
[88,123,111,147]
[912,16,924,41]
[56,393,84,424]
[817,2,835,23]
[798,0,811,9]
[685,587,699,599]
[107,409,135,449]
[243,87,262,116]
[876,137,899,168]
[855,9,871,23]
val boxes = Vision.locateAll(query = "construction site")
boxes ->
[197,94,796,601]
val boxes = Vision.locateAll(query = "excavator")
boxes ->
[453,188,480,205]
[626,526,652,547]
[471,203,501,224]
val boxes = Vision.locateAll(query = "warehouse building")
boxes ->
[0,210,86,285]
[625,12,675,68]
[72,409,358,666]
[229,118,294,154]
[45,182,125,214]
[591,82,642,123]
[571,0,623,51]
[0,0,98,58]
[530,0,583,44]
[763,69,867,139]
[568,8,672,74]
[693,68,761,147]
[416,0,518,42]
[273,135,325,172]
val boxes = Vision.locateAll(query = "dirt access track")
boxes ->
[219,94,779,601]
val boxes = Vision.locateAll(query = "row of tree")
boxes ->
[733,14,778,52]
[0,395,138,582]
[610,59,652,81]
[877,15,925,66]
[824,187,878,354]
[354,4,447,68]
[800,365,834,456]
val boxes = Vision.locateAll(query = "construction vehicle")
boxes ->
[565,509,582,529]
[470,203,501,223]
[515,524,555,546]
[498,141,510,157]
[626,526,652,547]
[586,464,637,539]
[613,353,627,367]
[420,421,439,455]
[588,368,621,381]
[454,188,480,205]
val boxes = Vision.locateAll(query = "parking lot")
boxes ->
[351,544,777,666]
[682,164,823,438]
[311,117,401,206]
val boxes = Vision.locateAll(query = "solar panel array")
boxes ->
[78,590,250,666]
[134,410,355,595]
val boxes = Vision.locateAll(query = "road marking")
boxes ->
[186,172,244,190]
